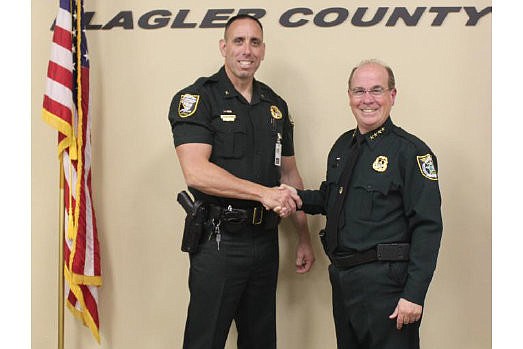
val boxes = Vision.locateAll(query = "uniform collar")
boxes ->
[216,66,262,104]
[351,128,365,145]
[360,117,393,149]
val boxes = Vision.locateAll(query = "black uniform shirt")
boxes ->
[299,117,442,305]
[168,66,294,208]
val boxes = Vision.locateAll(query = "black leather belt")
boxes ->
[207,203,278,227]
[331,243,410,270]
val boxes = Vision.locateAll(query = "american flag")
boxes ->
[42,0,101,342]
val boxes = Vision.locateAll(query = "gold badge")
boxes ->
[373,156,388,172]
[417,154,438,180]
[178,94,200,118]
[270,105,283,119]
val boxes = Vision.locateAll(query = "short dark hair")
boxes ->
[224,14,264,39]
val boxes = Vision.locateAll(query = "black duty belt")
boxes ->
[207,203,278,227]
[331,243,410,270]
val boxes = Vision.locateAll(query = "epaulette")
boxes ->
[257,81,283,101]
[391,125,432,153]
[183,76,211,92]
[257,80,272,92]
[330,129,355,151]
[193,76,208,88]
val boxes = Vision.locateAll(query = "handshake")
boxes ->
[262,184,302,218]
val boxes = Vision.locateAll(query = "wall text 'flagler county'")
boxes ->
[77,7,491,30]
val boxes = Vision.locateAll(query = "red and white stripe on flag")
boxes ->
[42,0,101,343]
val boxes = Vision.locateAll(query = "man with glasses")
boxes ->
[282,59,442,348]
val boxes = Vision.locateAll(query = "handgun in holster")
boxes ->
[177,190,206,254]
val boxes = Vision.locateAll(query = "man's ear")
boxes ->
[390,88,397,105]
[260,42,266,61]
[219,39,226,57]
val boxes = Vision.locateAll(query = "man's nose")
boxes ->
[242,42,252,55]
[362,91,376,102]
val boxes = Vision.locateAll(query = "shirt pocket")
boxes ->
[352,180,391,221]
[211,118,248,159]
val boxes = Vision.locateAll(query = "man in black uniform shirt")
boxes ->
[167,15,315,349]
[284,60,442,348]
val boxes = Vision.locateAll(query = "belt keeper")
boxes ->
[376,243,410,261]
[252,207,263,225]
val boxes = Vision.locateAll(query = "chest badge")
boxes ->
[270,105,283,119]
[417,154,438,181]
[178,94,200,118]
[372,155,388,172]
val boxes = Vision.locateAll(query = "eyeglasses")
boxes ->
[349,87,391,97]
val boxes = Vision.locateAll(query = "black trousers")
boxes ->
[183,224,279,349]
[329,261,421,349]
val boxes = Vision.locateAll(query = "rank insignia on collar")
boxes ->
[373,155,388,172]
[370,127,385,140]
[178,94,200,118]
[417,154,438,180]
[270,105,283,119]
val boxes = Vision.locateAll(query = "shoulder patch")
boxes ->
[178,94,200,118]
[417,154,438,181]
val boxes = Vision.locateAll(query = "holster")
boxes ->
[181,201,207,254]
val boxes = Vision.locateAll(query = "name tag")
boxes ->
[220,114,236,122]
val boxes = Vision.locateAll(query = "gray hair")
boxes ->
[348,59,396,90]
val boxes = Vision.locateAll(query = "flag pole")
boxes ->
[58,161,65,349]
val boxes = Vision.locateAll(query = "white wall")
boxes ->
[32,1,492,348]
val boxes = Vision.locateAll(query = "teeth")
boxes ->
[362,109,375,112]
[239,61,251,67]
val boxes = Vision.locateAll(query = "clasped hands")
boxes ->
[262,184,301,218]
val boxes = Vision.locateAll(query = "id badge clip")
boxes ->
[274,133,282,167]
